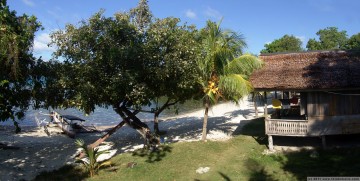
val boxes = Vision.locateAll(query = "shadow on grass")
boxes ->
[234,117,267,146]
[132,145,172,163]
[246,158,276,181]
[271,147,360,180]
[33,165,88,181]
[237,117,360,180]
[218,171,231,181]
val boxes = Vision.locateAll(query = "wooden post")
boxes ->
[268,135,274,151]
[321,136,327,149]
[254,94,258,118]
[264,92,268,117]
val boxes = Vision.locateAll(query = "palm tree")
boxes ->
[197,20,263,141]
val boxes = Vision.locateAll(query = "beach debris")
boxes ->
[127,162,137,168]
[196,167,210,174]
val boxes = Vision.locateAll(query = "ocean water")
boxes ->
[1,99,204,127]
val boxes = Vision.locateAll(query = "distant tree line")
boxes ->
[261,27,360,54]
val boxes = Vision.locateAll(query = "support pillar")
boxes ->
[268,135,274,151]
[264,92,267,118]
[321,136,327,149]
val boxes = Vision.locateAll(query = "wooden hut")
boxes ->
[249,50,360,150]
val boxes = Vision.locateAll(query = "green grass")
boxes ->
[34,118,360,181]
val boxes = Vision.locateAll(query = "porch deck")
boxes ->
[265,118,308,136]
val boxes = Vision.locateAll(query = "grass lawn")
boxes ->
[34,118,360,181]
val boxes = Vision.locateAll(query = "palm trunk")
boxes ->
[201,98,210,141]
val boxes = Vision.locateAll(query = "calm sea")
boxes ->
[0,99,204,127]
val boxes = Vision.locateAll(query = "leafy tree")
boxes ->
[50,10,161,146]
[143,17,201,134]
[345,33,360,50]
[197,20,263,141]
[0,0,43,132]
[260,35,303,54]
[306,38,321,51]
[49,1,200,147]
[129,0,152,33]
[306,27,348,50]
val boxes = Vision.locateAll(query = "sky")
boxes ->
[7,0,360,60]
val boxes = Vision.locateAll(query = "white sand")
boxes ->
[0,97,265,181]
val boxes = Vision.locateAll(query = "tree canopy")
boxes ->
[0,0,43,132]
[260,35,303,54]
[345,33,360,50]
[48,0,203,145]
[306,27,348,50]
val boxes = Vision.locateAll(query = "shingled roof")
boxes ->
[249,50,360,91]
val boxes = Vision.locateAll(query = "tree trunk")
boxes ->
[201,98,210,141]
[154,112,160,135]
[153,99,178,135]
[119,105,159,148]
[88,120,126,149]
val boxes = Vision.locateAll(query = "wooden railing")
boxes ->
[265,118,308,136]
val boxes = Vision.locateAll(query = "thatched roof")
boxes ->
[250,50,360,91]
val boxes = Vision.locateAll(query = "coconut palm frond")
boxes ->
[75,139,85,147]
[222,30,247,56]
[74,139,111,177]
[206,91,217,104]
[224,54,263,75]
[218,74,253,104]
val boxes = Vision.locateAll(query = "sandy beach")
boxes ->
[0,97,263,181]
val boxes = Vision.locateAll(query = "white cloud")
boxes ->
[185,9,197,19]
[22,0,35,7]
[204,7,222,20]
[34,33,55,53]
[295,36,306,43]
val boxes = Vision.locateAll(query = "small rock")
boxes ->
[127,162,137,168]
[196,167,210,174]
[310,151,319,158]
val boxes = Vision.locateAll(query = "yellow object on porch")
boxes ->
[272,99,282,109]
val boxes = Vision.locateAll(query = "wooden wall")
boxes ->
[306,91,360,116]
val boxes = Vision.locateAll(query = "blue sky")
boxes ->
[8,0,360,60]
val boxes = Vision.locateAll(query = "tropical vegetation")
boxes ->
[75,139,112,177]
[0,0,45,132]
[262,27,360,54]
[260,35,304,53]
[197,20,262,141]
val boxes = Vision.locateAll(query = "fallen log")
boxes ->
[0,143,20,150]
[88,120,126,149]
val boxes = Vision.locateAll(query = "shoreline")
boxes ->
[0,98,262,181]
